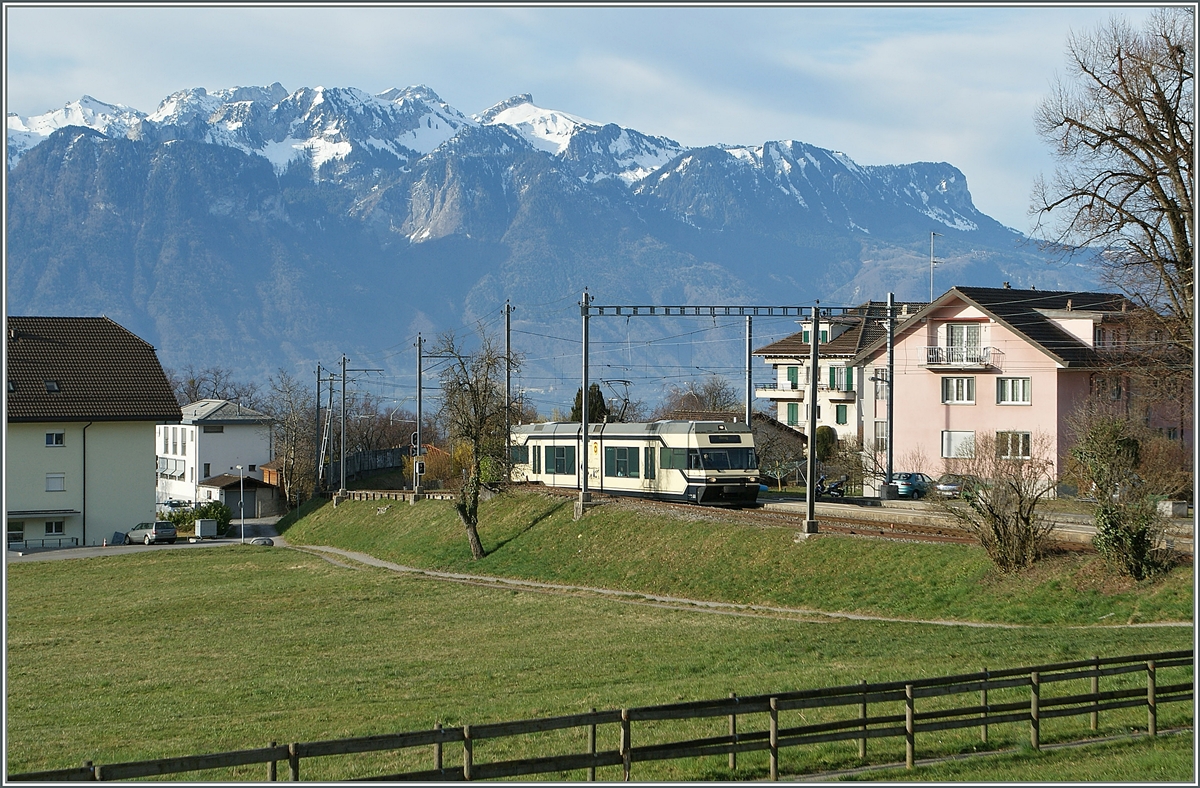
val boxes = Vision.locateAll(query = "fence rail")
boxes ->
[9,650,1191,782]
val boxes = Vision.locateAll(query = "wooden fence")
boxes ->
[9,650,1191,782]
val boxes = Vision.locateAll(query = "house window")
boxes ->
[203,462,211,478]
[941,431,975,459]
[828,366,852,392]
[996,431,1032,459]
[786,402,799,426]
[45,432,65,447]
[45,520,64,535]
[644,447,656,480]
[248,464,256,472]
[874,420,888,452]
[874,370,888,399]
[45,473,66,492]
[604,446,640,478]
[162,428,168,454]
[203,425,224,433]
[997,377,1031,405]
[809,404,821,420]
[835,404,848,425]
[8,521,25,544]
[6,381,14,393]
[801,329,828,344]
[181,429,186,456]
[786,366,799,390]
[171,427,178,455]
[941,377,975,404]
[44,380,60,393]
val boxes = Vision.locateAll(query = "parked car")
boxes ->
[935,473,983,499]
[126,521,177,545]
[890,472,933,499]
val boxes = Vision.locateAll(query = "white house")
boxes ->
[6,317,182,548]
[156,399,273,508]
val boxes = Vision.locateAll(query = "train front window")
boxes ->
[698,448,757,471]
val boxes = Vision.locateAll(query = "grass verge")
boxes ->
[279,489,1193,626]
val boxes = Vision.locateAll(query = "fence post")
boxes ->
[620,709,631,782]
[1147,660,1157,737]
[463,724,473,781]
[268,741,277,781]
[588,707,597,781]
[858,680,867,760]
[980,668,988,744]
[905,685,914,769]
[288,742,300,781]
[728,692,737,771]
[83,761,94,782]
[434,722,443,772]
[769,697,779,781]
[1030,671,1040,751]
[1090,656,1100,731]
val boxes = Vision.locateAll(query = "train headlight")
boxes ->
[707,477,717,483]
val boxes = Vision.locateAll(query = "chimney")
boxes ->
[1002,282,1010,289]
[1066,299,1073,311]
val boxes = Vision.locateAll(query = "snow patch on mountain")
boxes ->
[7,95,145,166]
[477,94,598,155]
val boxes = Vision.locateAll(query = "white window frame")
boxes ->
[45,431,65,447]
[996,377,1032,405]
[941,376,975,404]
[996,431,1032,460]
[44,520,64,535]
[874,420,888,453]
[941,431,975,459]
[46,473,66,492]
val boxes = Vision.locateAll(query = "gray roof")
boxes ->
[6,316,182,423]
[853,286,1135,368]
[182,399,272,424]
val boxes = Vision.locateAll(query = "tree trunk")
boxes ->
[457,465,486,560]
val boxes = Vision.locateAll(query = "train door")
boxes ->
[642,445,657,493]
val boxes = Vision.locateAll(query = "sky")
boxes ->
[4,3,1163,233]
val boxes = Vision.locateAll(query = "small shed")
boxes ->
[197,474,281,518]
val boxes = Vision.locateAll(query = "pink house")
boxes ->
[852,286,1141,492]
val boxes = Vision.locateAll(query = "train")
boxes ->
[509,420,761,506]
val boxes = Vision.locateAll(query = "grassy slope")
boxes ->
[279,490,1193,626]
[6,548,1193,781]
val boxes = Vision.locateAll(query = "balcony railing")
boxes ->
[755,383,804,400]
[921,346,998,368]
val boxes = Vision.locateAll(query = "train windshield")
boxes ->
[698,448,757,471]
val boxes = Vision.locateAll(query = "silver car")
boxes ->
[126,521,177,545]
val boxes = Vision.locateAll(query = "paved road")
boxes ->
[6,517,284,563]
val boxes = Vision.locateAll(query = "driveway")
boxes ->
[6,516,285,563]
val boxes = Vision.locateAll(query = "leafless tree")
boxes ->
[1032,7,1193,354]
[651,375,741,418]
[263,369,316,509]
[939,432,1058,573]
[435,329,518,560]
[168,364,263,408]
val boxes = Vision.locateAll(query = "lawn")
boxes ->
[6,542,1193,780]
[278,489,1194,626]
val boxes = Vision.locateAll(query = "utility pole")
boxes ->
[505,300,513,482]
[745,315,753,426]
[930,231,942,302]
[803,304,820,534]
[580,290,591,508]
[314,363,322,495]
[340,355,348,494]
[886,292,897,498]
[415,333,423,494]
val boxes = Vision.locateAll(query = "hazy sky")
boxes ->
[5,3,1161,232]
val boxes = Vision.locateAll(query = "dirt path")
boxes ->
[286,544,1193,630]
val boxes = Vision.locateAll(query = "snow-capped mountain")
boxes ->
[6,82,1092,386]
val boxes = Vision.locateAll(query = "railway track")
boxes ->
[512,483,1098,552]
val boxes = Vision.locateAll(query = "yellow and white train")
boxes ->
[509,420,761,506]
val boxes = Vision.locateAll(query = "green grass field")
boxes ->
[5,489,1193,781]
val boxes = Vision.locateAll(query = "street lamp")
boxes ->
[235,464,244,544]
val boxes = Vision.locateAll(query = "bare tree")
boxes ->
[1032,8,1194,354]
[263,369,315,509]
[940,432,1058,573]
[651,375,741,418]
[169,364,263,408]
[435,329,517,560]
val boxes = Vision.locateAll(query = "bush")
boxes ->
[165,501,233,532]
[1092,501,1165,580]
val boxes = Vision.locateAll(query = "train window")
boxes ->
[509,445,529,464]
[533,445,541,474]
[660,448,687,470]
[551,446,575,475]
[688,450,703,470]
[698,449,758,471]
[644,447,655,479]
[604,446,640,478]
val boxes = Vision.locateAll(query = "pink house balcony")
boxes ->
[920,346,1000,370]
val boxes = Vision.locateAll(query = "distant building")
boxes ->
[6,317,181,548]
[156,399,274,508]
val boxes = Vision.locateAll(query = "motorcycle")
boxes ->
[815,474,847,499]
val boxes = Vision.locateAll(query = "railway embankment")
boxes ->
[760,498,1194,555]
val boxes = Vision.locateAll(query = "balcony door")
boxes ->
[946,323,981,364]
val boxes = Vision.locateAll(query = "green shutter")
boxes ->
[787,402,798,426]
[829,366,837,389]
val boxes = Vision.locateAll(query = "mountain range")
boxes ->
[6,83,1095,409]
